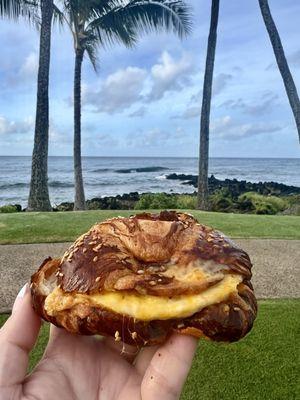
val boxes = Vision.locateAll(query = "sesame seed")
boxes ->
[137,270,144,274]
[82,248,87,253]
[93,256,98,262]
[223,305,230,313]
[131,332,138,340]
[233,307,240,312]
[114,331,121,342]
[158,278,162,282]
[74,248,79,253]
[30,282,33,289]
[95,277,100,282]
[55,271,60,277]
[58,273,64,277]
[149,281,156,286]
[177,323,184,329]
[207,237,214,242]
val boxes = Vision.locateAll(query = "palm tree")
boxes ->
[1,1,62,211]
[258,0,300,143]
[27,0,54,211]
[197,0,219,210]
[59,0,192,210]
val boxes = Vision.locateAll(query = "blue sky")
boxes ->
[0,0,299,157]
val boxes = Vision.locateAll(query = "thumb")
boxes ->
[0,283,41,386]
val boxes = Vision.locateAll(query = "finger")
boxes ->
[102,336,140,363]
[141,334,198,400]
[0,284,41,386]
[134,346,159,376]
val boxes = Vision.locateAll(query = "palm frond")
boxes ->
[87,12,138,49]
[0,0,38,21]
[89,0,192,43]
[85,39,99,72]
[53,3,64,27]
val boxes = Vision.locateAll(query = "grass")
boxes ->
[0,210,299,244]
[0,300,299,399]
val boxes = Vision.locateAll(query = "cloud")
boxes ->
[19,52,38,78]
[147,51,194,101]
[128,106,147,118]
[221,92,278,116]
[212,73,233,96]
[178,106,200,119]
[82,66,147,114]
[0,115,34,135]
[211,115,282,140]
[127,126,186,147]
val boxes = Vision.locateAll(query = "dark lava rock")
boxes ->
[166,174,300,197]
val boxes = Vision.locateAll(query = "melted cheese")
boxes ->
[45,274,241,321]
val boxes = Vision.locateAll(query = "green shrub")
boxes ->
[0,204,20,213]
[238,192,288,215]
[134,193,177,210]
[176,195,197,209]
[210,189,234,212]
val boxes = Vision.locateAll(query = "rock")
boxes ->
[166,174,300,197]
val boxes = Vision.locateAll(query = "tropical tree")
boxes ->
[1,1,62,211]
[27,0,54,211]
[258,0,300,143]
[197,0,219,210]
[58,0,192,210]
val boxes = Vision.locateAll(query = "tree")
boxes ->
[27,0,53,211]
[1,1,62,211]
[59,0,192,210]
[258,0,300,143]
[197,0,219,210]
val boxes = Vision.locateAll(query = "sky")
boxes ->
[0,0,299,158]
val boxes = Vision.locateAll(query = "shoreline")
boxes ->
[1,175,299,215]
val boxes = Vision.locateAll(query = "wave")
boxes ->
[49,181,74,188]
[92,168,111,173]
[0,182,28,190]
[115,166,169,174]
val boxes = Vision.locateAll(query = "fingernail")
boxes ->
[17,283,28,299]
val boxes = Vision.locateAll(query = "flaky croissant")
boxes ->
[31,211,257,346]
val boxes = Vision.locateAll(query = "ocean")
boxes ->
[0,156,299,207]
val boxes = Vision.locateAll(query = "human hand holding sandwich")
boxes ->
[0,283,197,400]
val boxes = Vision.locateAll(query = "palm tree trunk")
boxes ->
[259,0,300,142]
[197,0,220,210]
[27,0,53,211]
[73,48,86,210]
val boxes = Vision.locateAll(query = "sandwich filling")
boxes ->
[44,273,241,321]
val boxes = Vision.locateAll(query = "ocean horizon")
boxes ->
[1,156,299,207]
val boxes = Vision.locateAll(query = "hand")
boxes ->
[0,284,197,400]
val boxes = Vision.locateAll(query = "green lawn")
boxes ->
[0,210,299,244]
[0,300,299,399]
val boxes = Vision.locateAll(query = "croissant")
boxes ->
[31,211,257,346]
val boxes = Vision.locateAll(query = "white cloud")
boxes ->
[19,52,38,79]
[0,115,34,135]
[83,67,147,114]
[147,51,194,101]
[127,126,186,147]
[211,115,282,140]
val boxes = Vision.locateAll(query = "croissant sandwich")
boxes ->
[31,211,257,346]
